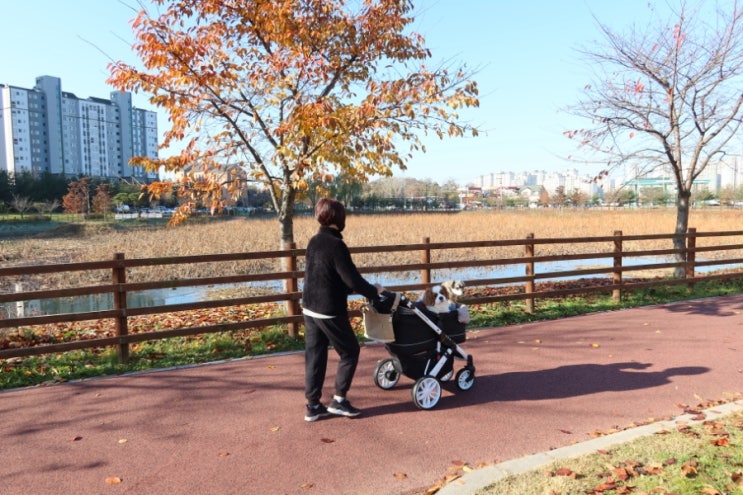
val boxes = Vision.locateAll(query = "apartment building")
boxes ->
[0,75,157,181]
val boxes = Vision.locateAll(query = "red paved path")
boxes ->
[2,295,742,495]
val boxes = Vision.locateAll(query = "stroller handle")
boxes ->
[379,290,415,308]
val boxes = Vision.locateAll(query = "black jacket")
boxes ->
[302,226,379,317]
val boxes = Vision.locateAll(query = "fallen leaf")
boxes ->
[320,438,335,443]
[300,482,314,489]
[591,343,600,348]
[534,339,542,344]
[554,467,576,478]
[71,436,83,442]
[642,462,664,475]
[118,438,127,444]
[393,472,407,479]
[218,451,230,457]
[595,480,618,491]
[701,487,722,495]
[681,461,698,477]
[270,426,280,432]
[105,477,122,485]
[612,467,631,481]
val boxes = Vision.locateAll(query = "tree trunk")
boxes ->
[278,186,296,247]
[673,189,691,278]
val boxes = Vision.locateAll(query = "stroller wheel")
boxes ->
[455,368,475,391]
[373,359,400,389]
[412,376,441,410]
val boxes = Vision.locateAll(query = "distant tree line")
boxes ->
[0,170,463,218]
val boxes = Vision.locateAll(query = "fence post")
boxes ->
[525,233,535,315]
[284,242,300,338]
[14,282,24,318]
[421,237,431,286]
[112,252,129,364]
[613,231,622,303]
[686,227,696,289]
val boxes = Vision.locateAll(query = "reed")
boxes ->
[2,208,742,289]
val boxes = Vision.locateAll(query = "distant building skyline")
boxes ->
[0,75,158,181]
[470,158,743,198]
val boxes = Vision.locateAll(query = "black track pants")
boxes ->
[304,314,360,404]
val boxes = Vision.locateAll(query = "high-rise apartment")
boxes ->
[0,75,158,180]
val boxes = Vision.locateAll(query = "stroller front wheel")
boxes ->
[373,358,400,389]
[412,376,441,410]
[456,368,475,391]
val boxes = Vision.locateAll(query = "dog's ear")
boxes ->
[421,288,435,306]
[438,285,450,300]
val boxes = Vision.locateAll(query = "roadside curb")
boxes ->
[438,399,743,495]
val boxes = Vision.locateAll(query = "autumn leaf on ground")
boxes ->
[701,486,722,495]
[593,479,617,491]
[71,436,83,442]
[393,472,407,479]
[320,438,334,443]
[612,467,631,481]
[681,461,698,477]
[641,462,664,475]
[300,482,314,489]
[105,477,122,485]
[270,426,280,432]
[551,467,577,478]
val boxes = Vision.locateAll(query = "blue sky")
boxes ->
[1,0,675,184]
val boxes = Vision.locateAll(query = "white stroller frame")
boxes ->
[372,293,476,410]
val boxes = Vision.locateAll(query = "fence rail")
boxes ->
[2,228,743,363]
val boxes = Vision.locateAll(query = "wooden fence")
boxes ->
[2,228,743,363]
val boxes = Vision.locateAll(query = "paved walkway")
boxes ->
[2,295,742,495]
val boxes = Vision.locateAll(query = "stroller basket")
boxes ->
[388,306,465,355]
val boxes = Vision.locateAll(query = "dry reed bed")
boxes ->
[2,209,743,291]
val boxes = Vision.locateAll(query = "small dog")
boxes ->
[417,280,465,313]
[440,280,465,302]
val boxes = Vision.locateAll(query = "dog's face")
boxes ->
[419,285,455,312]
[441,280,465,299]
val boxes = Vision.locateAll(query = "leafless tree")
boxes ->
[11,195,34,219]
[35,199,60,216]
[565,1,743,275]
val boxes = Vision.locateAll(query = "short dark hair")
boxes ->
[315,198,346,230]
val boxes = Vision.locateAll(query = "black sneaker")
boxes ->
[327,398,361,417]
[304,403,329,422]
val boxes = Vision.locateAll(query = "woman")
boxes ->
[302,198,385,421]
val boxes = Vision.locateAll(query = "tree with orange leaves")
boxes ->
[108,0,479,245]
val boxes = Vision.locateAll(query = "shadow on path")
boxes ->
[430,362,710,409]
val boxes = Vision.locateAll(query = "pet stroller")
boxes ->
[366,291,475,409]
